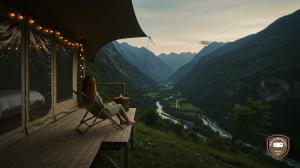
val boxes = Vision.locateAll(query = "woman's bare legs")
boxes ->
[108,104,135,125]
[116,114,126,124]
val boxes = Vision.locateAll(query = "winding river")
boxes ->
[155,101,300,168]
[156,101,187,129]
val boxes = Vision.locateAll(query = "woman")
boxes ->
[81,75,135,125]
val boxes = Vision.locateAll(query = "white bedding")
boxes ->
[0,90,45,117]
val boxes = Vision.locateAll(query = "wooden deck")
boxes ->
[0,108,136,168]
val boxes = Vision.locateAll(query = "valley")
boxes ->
[86,8,300,168]
[146,85,300,168]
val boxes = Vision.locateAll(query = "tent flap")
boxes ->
[4,0,147,60]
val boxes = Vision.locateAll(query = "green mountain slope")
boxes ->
[168,42,226,82]
[175,9,300,159]
[86,43,157,99]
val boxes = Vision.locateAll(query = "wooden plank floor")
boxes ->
[0,108,136,168]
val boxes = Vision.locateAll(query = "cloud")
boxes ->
[199,40,212,46]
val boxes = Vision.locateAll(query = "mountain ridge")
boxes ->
[167,42,227,82]
[158,52,195,71]
[115,42,174,82]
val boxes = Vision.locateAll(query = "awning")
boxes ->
[3,0,147,60]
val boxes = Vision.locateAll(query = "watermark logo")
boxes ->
[267,134,290,160]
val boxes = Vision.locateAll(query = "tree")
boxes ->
[227,98,272,145]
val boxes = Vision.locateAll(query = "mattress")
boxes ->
[0,90,45,118]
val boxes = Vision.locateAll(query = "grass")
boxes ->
[126,122,287,168]
[180,103,202,112]
[169,100,202,112]
[144,92,159,99]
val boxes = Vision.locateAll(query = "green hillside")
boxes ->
[92,122,288,168]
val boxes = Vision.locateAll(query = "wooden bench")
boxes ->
[0,108,136,168]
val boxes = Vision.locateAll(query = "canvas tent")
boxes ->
[0,0,146,148]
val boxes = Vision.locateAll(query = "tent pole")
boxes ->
[21,13,29,136]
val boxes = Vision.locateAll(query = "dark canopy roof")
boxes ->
[4,0,147,60]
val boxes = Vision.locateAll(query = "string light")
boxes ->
[55,31,61,36]
[18,15,23,20]
[7,11,82,51]
[9,12,16,18]
[29,19,35,24]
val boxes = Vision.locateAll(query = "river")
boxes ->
[155,101,300,168]
[156,101,187,129]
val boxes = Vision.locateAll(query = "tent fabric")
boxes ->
[28,27,52,121]
[56,43,73,102]
[3,0,147,60]
[0,17,22,135]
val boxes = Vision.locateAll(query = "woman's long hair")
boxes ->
[81,76,97,105]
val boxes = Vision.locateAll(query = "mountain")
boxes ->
[114,42,174,82]
[175,9,300,159]
[158,52,195,71]
[167,42,226,82]
[86,42,157,99]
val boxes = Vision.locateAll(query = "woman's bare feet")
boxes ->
[126,120,136,125]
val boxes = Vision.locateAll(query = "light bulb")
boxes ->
[29,19,35,24]
[9,12,15,18]
[18,15,23,20]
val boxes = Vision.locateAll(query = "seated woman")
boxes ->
[81,75,135,125]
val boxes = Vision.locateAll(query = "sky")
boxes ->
[119,0,300,55]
